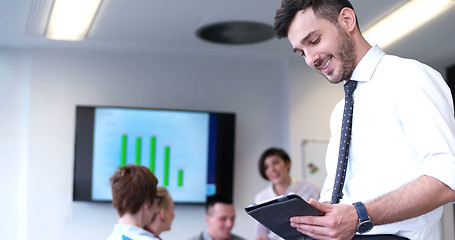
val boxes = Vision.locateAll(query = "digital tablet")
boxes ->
[245,193,323,240]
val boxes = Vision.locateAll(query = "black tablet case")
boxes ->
[245,193,323,240]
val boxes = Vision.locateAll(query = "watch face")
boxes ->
[358,221,374,234]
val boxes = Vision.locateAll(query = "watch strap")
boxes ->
[353,201,369,221]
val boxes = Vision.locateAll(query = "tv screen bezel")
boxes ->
[72,105,235,204]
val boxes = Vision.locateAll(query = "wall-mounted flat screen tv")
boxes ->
[73,106,235,204]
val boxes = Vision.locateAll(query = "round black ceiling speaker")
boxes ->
[197,21,274,45]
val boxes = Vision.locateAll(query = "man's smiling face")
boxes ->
[287,7,356,84]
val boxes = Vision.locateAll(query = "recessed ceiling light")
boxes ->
[46,0,103,41]
[197,21,274,45]
[363,0,455,48]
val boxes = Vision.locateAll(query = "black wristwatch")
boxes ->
[352,201,374,234]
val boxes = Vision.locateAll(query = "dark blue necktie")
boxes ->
[331,80,357,204]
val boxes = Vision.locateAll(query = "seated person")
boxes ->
[107,164,160,240]
[187,194,245,240]
[254,148,320,240]
[144,187,175,239]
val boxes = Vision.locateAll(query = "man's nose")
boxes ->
[226,219,234,228]
[305,50,319,68]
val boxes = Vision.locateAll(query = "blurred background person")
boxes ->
[144,187,175,239]
[188,194,245,240]
[107,164,160,240]
[254,148,320,240]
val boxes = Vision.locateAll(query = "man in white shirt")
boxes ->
[273,0,455,239]
[187,194,245,240]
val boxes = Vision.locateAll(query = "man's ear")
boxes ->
[159,209,166,221]
[339,7,357,33]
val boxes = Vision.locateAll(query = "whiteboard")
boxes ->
[301,140,328,189]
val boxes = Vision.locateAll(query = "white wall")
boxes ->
[13,48,291,240]
[0,49,29,240]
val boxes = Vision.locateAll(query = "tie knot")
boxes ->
[344,80,357,96]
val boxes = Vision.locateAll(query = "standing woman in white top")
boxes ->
[254,148,320,240]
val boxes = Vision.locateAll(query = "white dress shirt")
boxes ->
[320,45,455,240]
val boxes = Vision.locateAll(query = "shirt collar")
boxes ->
[143,225,161,240]
[349,45,385,83]
[113,224,156,238]
[203,230,213,240]
[203,230,235,240]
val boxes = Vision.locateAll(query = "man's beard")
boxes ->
[327,24,356,84]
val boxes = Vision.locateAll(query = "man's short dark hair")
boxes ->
[274,0,357,39]
[205,193,233,214]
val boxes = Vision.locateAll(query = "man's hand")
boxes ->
[290,199,359,240]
